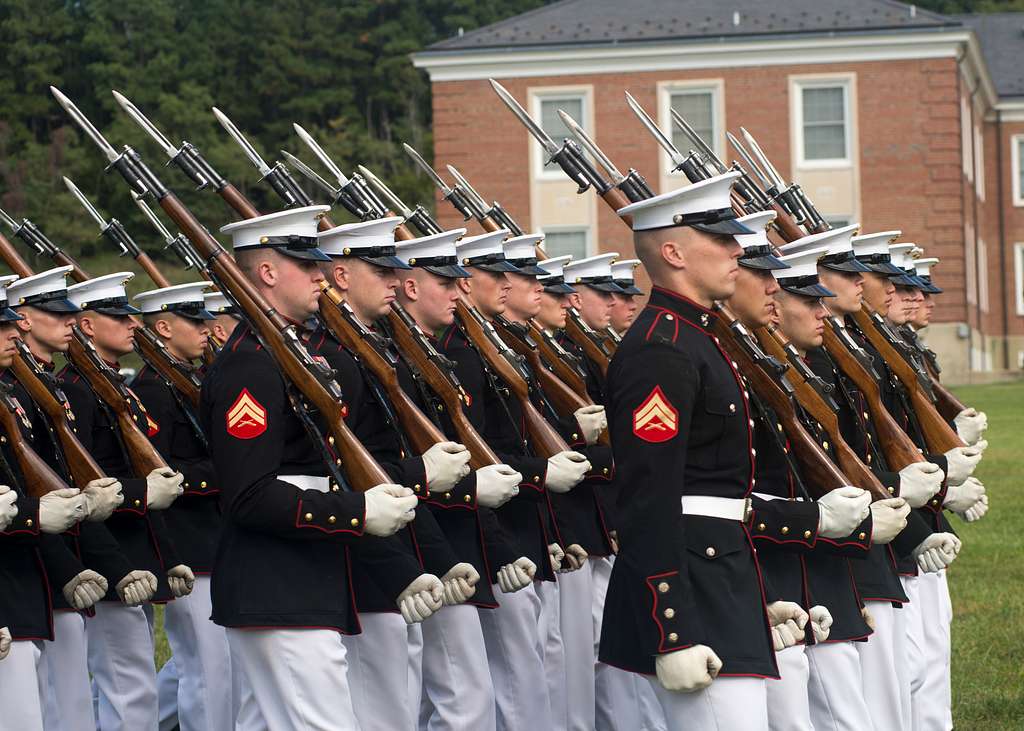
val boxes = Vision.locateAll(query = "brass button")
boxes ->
[668,632,679,643]
[781,526,789,535]
[335,459,342,466]
[858,532,867,540]
[464,495,472,503]
[413,484,421,493]
[25,518,33,527]
[200,481,207,489]
[184,483,190,488]
[705,546,716,558]
[328,436,335,445]
[331,485,340,492]
[804,530,813,539]
[658,582,670,593]
[533,476,540,483]
[350,518,360,527]
[665,314,674,321]
[134,499,142,507]
[777,423,783,432]
[931,499,939,506]
[757,523,766,531]
[663,608,675,619]
[822,441,829,450]
[572,433,579,441]
[444,492,451,499]
[328,516,336,524]
[863,411,870,420]
[729,403,736,413]
[304,512,313,521]
[602,467,609,475]
[0,436,6,443]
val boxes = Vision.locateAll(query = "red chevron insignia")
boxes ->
[226,388,267,439]
[146,414,160,437]
[633,386,678,443]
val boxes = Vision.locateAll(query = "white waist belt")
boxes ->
[680,496,752,521]
[279,475,330,493]
[751,492,805,503]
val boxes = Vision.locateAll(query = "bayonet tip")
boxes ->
[111,89,128,105]
[557,109,580,130]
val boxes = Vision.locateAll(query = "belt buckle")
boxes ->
[742,497,753,522]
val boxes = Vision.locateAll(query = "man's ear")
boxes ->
[77,315,95,338]
[211,323,227,342]
[401,276,418,302]
[13,315,31,334]
[153,318,173,339]
[456,277,472,296]
[661,239,686,270]
[566,291,582,310]
[332,262,351,293]
[256,259,277,288]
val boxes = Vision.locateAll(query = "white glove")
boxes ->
[973,438,989,454]
[115,570,158,606]
[397,574,444,624]
[869,498,911,544]
[39,488,87,533]
[146,468,184,509]
[817,486,871,538]
[573,404,607,446]
[943,476,985,513]
[62,569,108,610]
[766,600,808,651]
[959,493,989,523]
[809,605,833,643]
[548,543,565,572]
[655,645,722,693]
[0,485,18,531]
[544,451,591,494]
[82,477,124,522]
[954,408,987,445]
[913,532,961,573]
[475,464,521,508]
[167,565,196,598]
[422,441,471,494]
[943,446,982,486]
[363,484,418,537]
[561,544,588,572]
[497,557,536,593]
[897,462,945,509]
[0,626,10,661]
[441,562,479,605]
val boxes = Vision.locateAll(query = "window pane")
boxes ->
[670,92,714,154]
[540,97,583,169]
[804,123,846,160]
[1018,139,1024,196]
[803,87,845,124]
[543,230,588,260]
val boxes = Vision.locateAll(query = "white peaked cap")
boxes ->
[7,265,74,305]
[851,230,901,258]
[564,253,617,282]
[503,233,544,261]
[219,204,329,250]
[780,223,861,258]
[0,275,18,300]
[611,258,642,280]
[914,257,939,277]
[734,211,777,249]
[456,229,510,262]
[395,228,466,266]
[888,243,917,271]
[67,272,134,309]
[772,247,829,282]
[538,255,572,279]
[617,171,748,233]
[134,282,212,314]
[316,216,403,257]
[203,291,235,313]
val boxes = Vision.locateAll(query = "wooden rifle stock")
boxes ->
[849,307,963,453]
[155,192,391,490]
[563,310,610,377]
[819,321,927,470]
[907,333,965,421]
[0,385,74,498]
[600,326,621,355]
[493,317,590,416]
[317,283,446,455]
[454,300,568,458]
[10,349,105,485]
[528,323,589,398]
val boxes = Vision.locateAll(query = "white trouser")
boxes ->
[915,571,953,731]
[592,556,667,731]
[807,640,875,731]
[0,640,46,731]
[535,578,567,731]
[855,601,901,731]
[408,620,424,727]
[228,627,358,731]
[478,581,553,731]
[648,675,769,731]
[87,601,158,731]
[156,577,235,731]
[343,612,421,731]
[897,575,926,731]
[418,604,495,731]
[554,560,597,731]
[229,640,267,731]
[40,611,94,731]
[766,644,814,731]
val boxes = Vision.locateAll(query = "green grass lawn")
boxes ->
[948,381,1024,729]
[149,381,1024,727]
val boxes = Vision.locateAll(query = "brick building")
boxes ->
[413,0,1024,382]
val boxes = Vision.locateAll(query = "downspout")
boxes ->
[995,109,1011,369]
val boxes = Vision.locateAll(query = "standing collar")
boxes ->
[648,286,718,331]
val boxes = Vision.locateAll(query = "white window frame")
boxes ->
[657,79,725,178]
[978,238,989,313]
[974,123,985,201]
[1014,243,1024,315]
[540,225,592,259]
[1011,134,1024,206]
[529,86,592,182]
[793,78,853,168]
[961,95,973,181]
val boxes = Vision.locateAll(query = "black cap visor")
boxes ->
[17,296,81,314]
[476,260,521,274]
[613,280,644,295]
[358,254,413,270]
[424,264,472,279]
[505,260,548,276]
[542,281,576,295]
[821,254,871,273]
[777,275,835,298]
[739,245,788,271]
[0,303,23,322]
[889,272,919,287]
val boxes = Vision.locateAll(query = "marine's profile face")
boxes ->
[609,292,638,333]
[818,268,863,316]
[574,286,614,330]
[775,292,828,351]
[470,269,511,319]
[861,271,895,316]
[683,230,744,303]
[728,267,779,329]
[505,272,542,321]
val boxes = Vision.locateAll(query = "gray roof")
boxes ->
[428,0,957,52]
[956,13,1024,99]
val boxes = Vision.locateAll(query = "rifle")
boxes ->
[0,382,76,498]
[56,86,392,491]
[898,325,966,421]
[564,310,611,377]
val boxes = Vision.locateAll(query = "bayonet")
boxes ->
[111,90,177,158]
[132,193,205,272]
[402,143,481,223]
[624,92,686,168]
[403,143,453,195]
[670,110,727,174]
[489,80,559,158]
[0,203,60,258]
[291,124,386,220]
[445,165,488,212]
[727,132,772,189]
[446,165,525,236]
[558,108,654,203]
[62,176,142,258]
[292,122,352,189]
[281,149,341,198]
[740,127,787,189]
[51,86,118,164]
[741,127,827,232]
[357,165,443,237]
[212,107,310,207]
